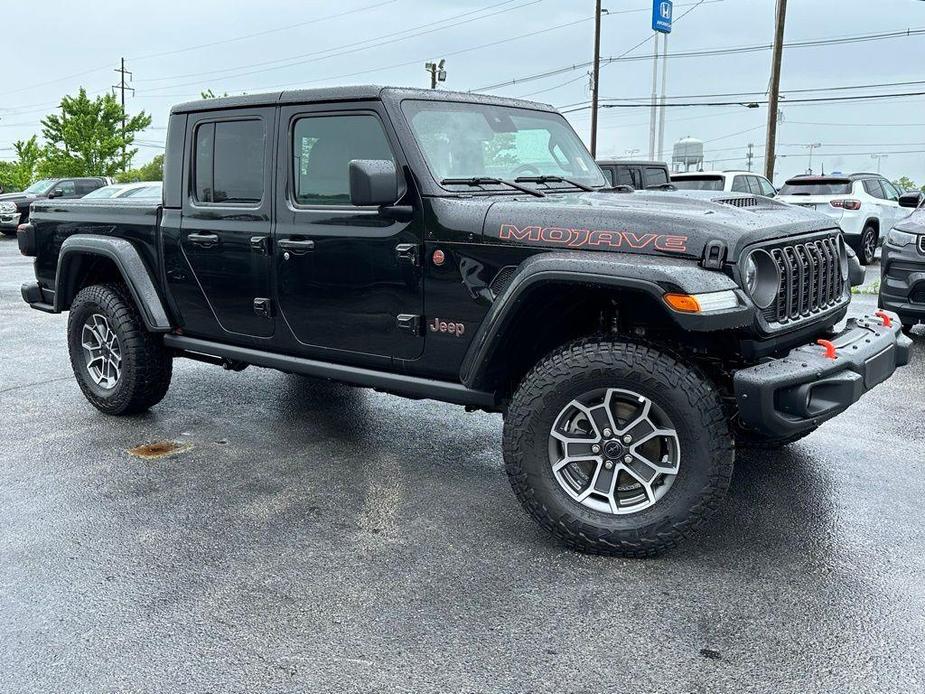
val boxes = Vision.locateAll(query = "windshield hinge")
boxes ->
[702,240,727,270]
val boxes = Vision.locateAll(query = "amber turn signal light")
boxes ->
[663,293,700,313]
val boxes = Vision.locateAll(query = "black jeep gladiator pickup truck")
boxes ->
[18,86,911,556]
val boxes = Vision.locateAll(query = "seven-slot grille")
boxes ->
[763,234,845,325]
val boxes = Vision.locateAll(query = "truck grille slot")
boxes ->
[919,235,925,254]
[764,235,845,325]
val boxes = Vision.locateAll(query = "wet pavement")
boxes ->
[1,237,923,693]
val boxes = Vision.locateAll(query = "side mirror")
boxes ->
[898,191,923,209]
[47,188,63,199]
[349,159,398,207]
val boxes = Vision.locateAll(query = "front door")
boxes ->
[273,104,424,362]
[178,108,276,339]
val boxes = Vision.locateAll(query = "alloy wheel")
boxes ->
[81,313,122,390]
[548,388,680,515]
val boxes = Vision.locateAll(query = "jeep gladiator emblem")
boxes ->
[429,317,465,336]
[498,224,688,253]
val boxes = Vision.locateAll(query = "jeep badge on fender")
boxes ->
[429,318,465,336]
[17,85,911,558]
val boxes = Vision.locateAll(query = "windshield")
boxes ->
[671,176,723,191]
[83,185,125,199]
[779,180,852,195]
[402,100,606,188]
[122,184,162,199]
[23,179,56,195]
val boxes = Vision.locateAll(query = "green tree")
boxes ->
[116,153,164,183]
[201,89,229,99]
[0,136,42,191]
[39,88,152,177]
[893,176,917,192]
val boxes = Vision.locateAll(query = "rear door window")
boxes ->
[194,119,265,204]
[644,167,668,187]
[880,179,899,201]
[863,179,885,199]
[731,175,750,193]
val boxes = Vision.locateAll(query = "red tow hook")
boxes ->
[874,310,892,328]
[816,339,837,360]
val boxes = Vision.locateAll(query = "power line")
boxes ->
[476,26,925,93]
[129,0,399,61]
[136,0,541,91]
[560,90,925,112]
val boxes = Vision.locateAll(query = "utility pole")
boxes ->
[746,143,754,171]
[648,33,659,160]
[656,32,669,162]
[764,0,787,182]
[425,59,446,89]
[112,57,134,171]
[589,0,603,157]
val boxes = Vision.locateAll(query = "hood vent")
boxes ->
[714,196,761,208]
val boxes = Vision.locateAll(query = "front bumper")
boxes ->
[879,239,925,325]
[733,311,912,436]
[0,211,21,228]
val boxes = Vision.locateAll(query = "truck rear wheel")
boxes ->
[503,338,734,557]
[67,283,172,415]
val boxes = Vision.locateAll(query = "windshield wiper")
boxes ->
[513,175,594,192]
[440,177,545,198]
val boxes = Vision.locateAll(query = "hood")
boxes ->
[893,207,925,233]
[482,190,835,262]
[0,192,37,205]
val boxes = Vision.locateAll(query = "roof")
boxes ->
[596,159,668,167]
[783,175,851,183]
[671,170,727,177]
[170,85,557,115]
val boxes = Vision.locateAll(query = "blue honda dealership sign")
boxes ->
[652,0,672,33]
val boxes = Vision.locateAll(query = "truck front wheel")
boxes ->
[503,338,734,557]
[67,283,172,415]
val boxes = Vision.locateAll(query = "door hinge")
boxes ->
[253,297,273,318]
[250,236,270,254]
[396,314,422,335]
[395,243,420,267]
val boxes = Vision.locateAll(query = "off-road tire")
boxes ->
[67,283,172,415]
[734,425,816,450]
[853,226,877,265]
[503,338,734,557]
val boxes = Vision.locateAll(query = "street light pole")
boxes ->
[804,142,821,174]
[590,0,603,157]
[871,153,888,174]
[648,32,659,160]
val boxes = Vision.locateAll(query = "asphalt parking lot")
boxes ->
[1,236,923,693]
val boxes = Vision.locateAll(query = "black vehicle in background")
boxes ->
[596,159,670,190]
[880,191,925,335]
[17,86,910,556]
[0,177,107,236]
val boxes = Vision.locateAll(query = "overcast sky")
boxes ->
[3,0,925,184]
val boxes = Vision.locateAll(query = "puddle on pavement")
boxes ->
[127,440,191,460]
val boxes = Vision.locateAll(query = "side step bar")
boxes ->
[163,334,498,410]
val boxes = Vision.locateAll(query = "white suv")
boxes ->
[776,174,910,265]
[671,170,777,198]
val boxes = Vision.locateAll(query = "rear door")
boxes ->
[273,102,424,362]
[178,108,276,339]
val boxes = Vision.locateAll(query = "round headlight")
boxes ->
[742,249,779,310]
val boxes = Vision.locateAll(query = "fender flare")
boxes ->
[55,234,172,332]
[459,251,751,389]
